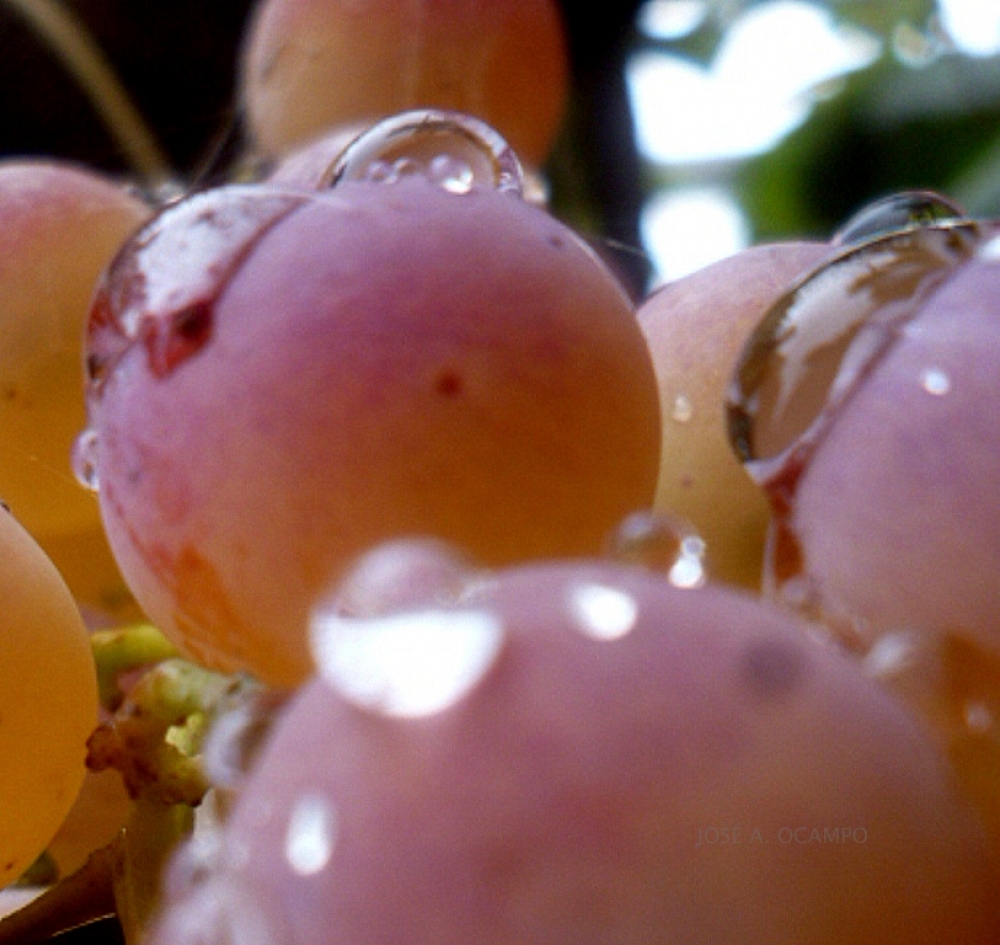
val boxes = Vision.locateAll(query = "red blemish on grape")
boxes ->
[435,370,463,397]
[142,299,215,378]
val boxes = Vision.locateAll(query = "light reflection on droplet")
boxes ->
[70,427,100,492]
[569,583,639,641]
[671,394,694,423]
[977,234,1000,261]
[863,632,914,678]
[285,793,337,876]
[669,537,707,589]
[605,509,708,586]
[921,366,951,396]
[311,607,504,717]
[964,700,995,735]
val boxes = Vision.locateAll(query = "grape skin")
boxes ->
[0,508,99,890]
[147,561,1000,945]
[90,179,661,686]
[0,159,149,538]
[238,0,570,169]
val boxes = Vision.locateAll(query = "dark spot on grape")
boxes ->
[143,299,215,377]
[2,385,16,400]
[0,499,10,513]
[435,370,463,397]
[739,638,804,702]
[548,234,566,250]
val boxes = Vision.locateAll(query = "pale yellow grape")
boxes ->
[0,507,99,889]
[637,243,830,589]
[0,159,150,539]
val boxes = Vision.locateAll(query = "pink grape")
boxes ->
[84,170,660,686]
[147,553,1000,945]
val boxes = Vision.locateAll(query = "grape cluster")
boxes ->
[0,1,998,943]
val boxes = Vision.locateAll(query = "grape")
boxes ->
[0,160,149,619]
[0,506,99,890]
[636,242,830,589]
[83,135,661,686]
[237,0,570,169]
[727,210,999,653]
[725,198,1000,845]
[146,554,1000,945]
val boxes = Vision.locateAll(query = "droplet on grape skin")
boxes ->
[70,427,101,493]
[605,509,708,589]
[832,190,968,247]
[147,877,290,945]
[327,537,483,620]
[921,366,952,396]
[670,393,693,423]
[567,582,639,641]
[83,185,306,403]
[326,109,524,197]
[284,793,338,877]
[310,605,505,718]
[727,222,979,479]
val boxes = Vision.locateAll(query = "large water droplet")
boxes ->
[84,186,305,404]
[285,793,338,877]
[605,509,708,588]
[311,605,505,718]
[326,109,524,196]
[832,190,968,246]
[71,427,101,492]
[727,221,979,475]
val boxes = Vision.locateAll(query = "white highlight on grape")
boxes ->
[311,607,504,717]
[921,366,952,396]
[285,793,338,877]
[569,583,639,641]
[669,537,708,589]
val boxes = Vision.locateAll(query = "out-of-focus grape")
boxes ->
[0,159,150,538]
[0,507,99,889]
[147,557,1000,945]
[83,139,661,686]
[637,241,831,589]
[237,0,570,169]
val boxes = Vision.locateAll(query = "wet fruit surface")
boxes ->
[85,159,660,686]
[147,557,1000,945]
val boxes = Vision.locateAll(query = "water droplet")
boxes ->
[671,394,693,423]
[605,509,708,587]
[328,537,483,619]
[326,109,524,196]
[84,186,305,403]
[150,878,289,945]
[311,605,504,717]
[202,690,286,791]
[71,428,100,492]
[832,190,967,247]
[963,700,995,735]
[863,632,915,679]
[568,583,639,641]
[285,793,337,876]
[727,222,979,474]
[921,366,951,396]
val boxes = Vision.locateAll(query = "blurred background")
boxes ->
[2,0,1000,294]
